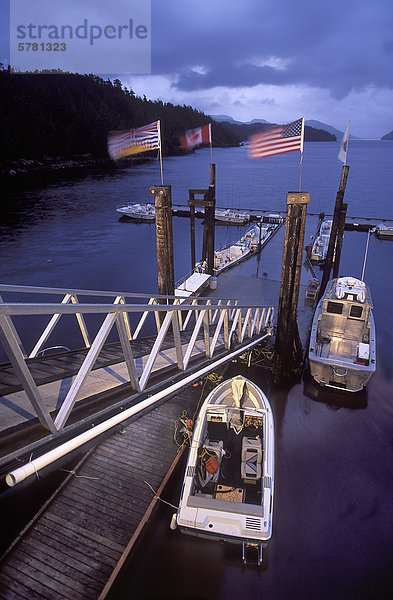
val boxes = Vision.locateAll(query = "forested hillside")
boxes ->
[219,120,336,142]
[0,69,239,162]
[381,130,393,140]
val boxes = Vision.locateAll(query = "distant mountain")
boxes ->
[211,115,336,142]
[212,114,269,126]
[213,120,273,140]
[306,120,358,140]
[247,118,270,125]
[212,114,238,123]
[212,115,360,141]
[381,130,393,140]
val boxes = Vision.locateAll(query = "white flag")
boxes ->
[338,121,350,163]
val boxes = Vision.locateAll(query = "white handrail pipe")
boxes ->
[6,333,270,488]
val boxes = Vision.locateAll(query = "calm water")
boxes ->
[2,141,393,599]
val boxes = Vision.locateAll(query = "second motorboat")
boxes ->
[308,276,376,392]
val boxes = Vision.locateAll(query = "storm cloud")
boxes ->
[152,0,393,101]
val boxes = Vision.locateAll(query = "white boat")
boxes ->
[311,218,333,263]
[309,276,376,392]
[374,223,393,240]
[215,209,250,224]
[117,203,155,221]
[172,375,274,565]
[213,223,276,275]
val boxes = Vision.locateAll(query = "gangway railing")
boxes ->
[0,284,275,435]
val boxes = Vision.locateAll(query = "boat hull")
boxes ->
[213,222,280,275]
[175,376,274,547]
[116,203,155,221]
[308,277,376,392]
[117,210,155,221]
[310,219,333,263]
[375,227,393,240]
[308,352,376,392]
[215,215,249,225]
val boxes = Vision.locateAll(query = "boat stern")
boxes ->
[309,352,376,392]
[176,495,272,545]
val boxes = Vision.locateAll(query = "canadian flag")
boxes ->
[180,124,211,148]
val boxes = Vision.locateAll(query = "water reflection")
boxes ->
[302,369,368,410]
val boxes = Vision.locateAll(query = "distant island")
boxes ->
[381,130,393,140]
[215,119,336,142]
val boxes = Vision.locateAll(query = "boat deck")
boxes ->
[199,418,264,507]
[318,337,363,363]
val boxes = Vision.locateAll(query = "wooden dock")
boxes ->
[0,384,202,599]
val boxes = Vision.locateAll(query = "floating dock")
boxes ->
[174,272,212,298]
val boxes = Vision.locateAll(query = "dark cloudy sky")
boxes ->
[2,0,392,138]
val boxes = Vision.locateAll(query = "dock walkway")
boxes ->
[0,385,200,600]
[0,325,219,462]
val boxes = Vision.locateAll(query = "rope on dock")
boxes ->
[143,480,179,510]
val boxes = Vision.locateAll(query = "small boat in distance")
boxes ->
[172,375,274,565]
[308,276,376,392]
[117,203,155,221]
[374,223,393,240]
[213,221,278,275]
[311,218,333,263]
[215,209,250,224]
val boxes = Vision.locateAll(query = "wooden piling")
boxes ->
[274,192,310,381]
[332,202,348,279]
[318,165,349,300]
[149,186,175,298]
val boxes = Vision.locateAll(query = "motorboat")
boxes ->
[374,223,393,240]
[309,276,376,392]
[215,209,250,224]
[213,223,277,275]
[311,218,333,263]
[213,226,258,274]
[172,375,274,565]
[117,203,155,221]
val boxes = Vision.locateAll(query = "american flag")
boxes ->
[108,121,160,160]
[248,118,304,159]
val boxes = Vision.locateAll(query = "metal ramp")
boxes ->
[0,284,275,471]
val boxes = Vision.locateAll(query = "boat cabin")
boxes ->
[309,276,376,391]
[314,278,372,363]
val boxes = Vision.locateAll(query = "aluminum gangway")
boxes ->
[0,284,275,480]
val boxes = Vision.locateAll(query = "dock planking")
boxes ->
[0,383,204,599]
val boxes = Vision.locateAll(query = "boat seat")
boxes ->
[241,436,262,484]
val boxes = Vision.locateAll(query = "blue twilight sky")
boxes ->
[1,0,393,138]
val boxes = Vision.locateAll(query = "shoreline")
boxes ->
[0,154,152,182]
[0,146,203,183]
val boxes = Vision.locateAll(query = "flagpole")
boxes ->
[299,116,305,191]
[157,120,164,185]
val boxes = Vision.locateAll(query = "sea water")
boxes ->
[2,140,393,599]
